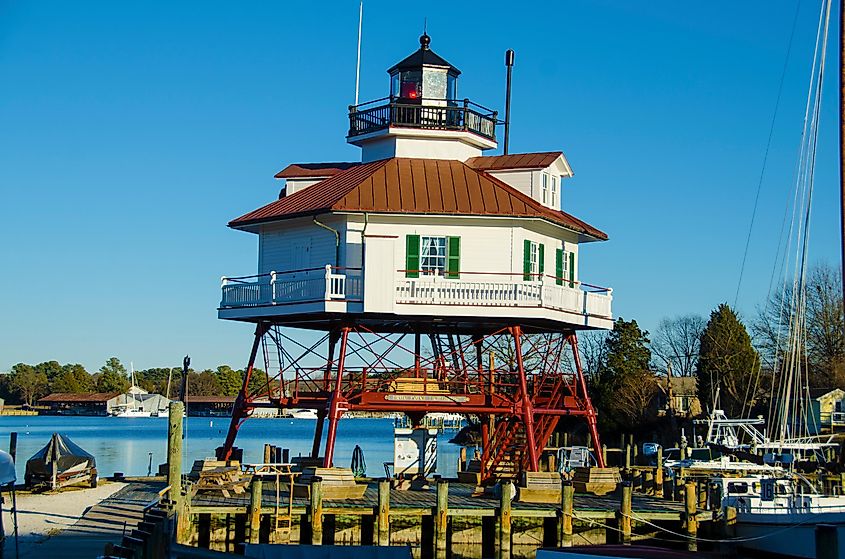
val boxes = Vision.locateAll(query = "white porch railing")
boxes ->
[394,273,613,318]
[220,266,362,308]
[220,266,612,320]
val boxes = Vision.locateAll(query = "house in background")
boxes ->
[807,388,845,434]
[655,376,701,418]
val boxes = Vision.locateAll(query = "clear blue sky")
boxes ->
[1,0,841,373]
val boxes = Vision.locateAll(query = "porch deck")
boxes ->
[218,266,612,330]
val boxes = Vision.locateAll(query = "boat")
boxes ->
[24,433,97,491]
[110,362,154,417]
[710,1,845,555]
[286,408,318,420]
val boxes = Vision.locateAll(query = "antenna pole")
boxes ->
[504,49,515,155]
[354,1,363,106]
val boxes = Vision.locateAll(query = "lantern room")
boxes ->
[388,33,460,102]
[348,34,498,162]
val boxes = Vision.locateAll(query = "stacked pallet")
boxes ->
[571,466,621,496]
[517,471,562,503]
[294,467,367,500]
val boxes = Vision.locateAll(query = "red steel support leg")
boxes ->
[323,326,351,468]
[220,322,270,460]
[511,326,539,471]
[312,330,339,458]
[568,332,604,467]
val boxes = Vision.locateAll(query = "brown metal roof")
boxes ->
[275,162,359,179]
[39,392,121,403]
[465,152,563,171]
[185,396,235,404]
[231,158,607,240]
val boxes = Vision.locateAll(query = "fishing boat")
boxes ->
[24,433,97,491]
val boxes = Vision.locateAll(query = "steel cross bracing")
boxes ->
[219,321,604,480]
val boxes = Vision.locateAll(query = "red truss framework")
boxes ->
[219,321,605,479]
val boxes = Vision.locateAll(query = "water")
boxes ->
[0,416,463,480]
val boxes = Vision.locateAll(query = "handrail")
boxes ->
[395,269,612,293]
[350,96,497,115]
[348,98,498,141]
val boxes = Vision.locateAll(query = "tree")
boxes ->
[755,264,845,387]
[591,318,654,431]
[187,370,222,397]
[696,304,758,418]
[651,314,705,377]
[215,365,243,397]
[51,363,93,393]
[34,361,63,382]
[96,357,130,393]
[9,363,49,406]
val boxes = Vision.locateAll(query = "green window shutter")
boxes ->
[406,234,420,278]
[569,251,575,288]
[523,239,531,281]
[538,243,545,275]
[555,249,563,286]
[446,236,460,279]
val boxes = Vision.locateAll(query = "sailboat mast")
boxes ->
[840,0,845,312]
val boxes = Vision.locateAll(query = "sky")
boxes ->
[0,0,841,373]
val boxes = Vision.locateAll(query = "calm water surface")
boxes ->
[0,416,462,480]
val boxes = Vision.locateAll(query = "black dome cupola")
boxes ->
[388,34,460,101]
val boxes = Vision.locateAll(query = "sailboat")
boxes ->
[713,0,845,556]
[111,362,153,418]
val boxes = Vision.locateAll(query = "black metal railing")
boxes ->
[348,97,498,141]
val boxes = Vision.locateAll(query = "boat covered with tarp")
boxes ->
[24,433,97,490]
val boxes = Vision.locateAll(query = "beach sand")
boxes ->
[1,482,126,556]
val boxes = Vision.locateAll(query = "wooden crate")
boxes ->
[572,467,621,496]
[294,467,367,500]
[517,471,562,503]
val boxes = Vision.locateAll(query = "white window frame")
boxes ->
[561,248,568,279]
[551,176,558,208]
[420,235,447,276]
[529,241,540,276]
[541,172,549,204]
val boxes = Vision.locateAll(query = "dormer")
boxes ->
[347,34,498,162]
[466,152,573,210]
[274,162,359,198]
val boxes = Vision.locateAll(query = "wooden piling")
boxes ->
[310,477,323,545]
[377,478,390,546]
[435,480,449,559]
[684,481,697,552]
[263,444,271,464]
[655,447,664,498]
[167,401,184,504]
[498,481,513,559]
[248,478,262,544]
[560,480,574,547]
[601,444,608,466]
[624,444,632,470]
[643,469,654,495]
[619,481,632,545]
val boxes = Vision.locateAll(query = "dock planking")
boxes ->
[189,480,685,520]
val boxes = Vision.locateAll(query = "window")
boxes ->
[541,173,549,204]
[406,235,460,278]
[551,176,558,208]
[523,240,544,280]
[420,236,447,275]
[555,248,573,286]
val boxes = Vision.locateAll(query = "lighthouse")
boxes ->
[218,35,613,480]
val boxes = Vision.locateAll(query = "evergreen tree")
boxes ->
[96,357,130,393]
[215,365,243,396]
[51,363,93,393]
[696,304,758,417]
[591,318,655,431]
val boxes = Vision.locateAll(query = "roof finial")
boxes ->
[420,19,430,50]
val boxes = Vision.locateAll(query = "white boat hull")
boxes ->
[735,513,845,558]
